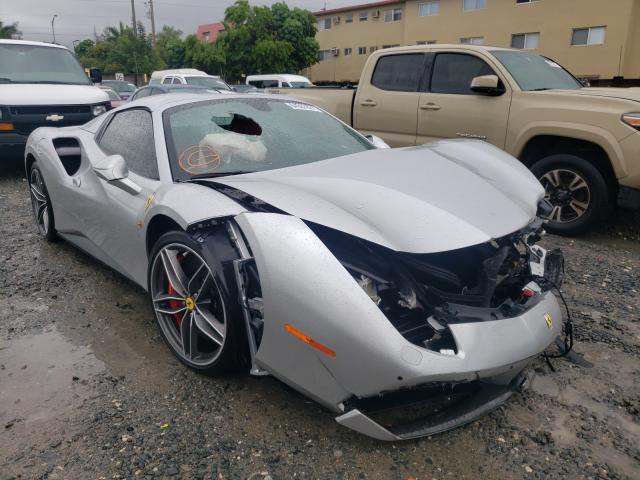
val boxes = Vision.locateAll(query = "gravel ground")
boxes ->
[1,160,639,480]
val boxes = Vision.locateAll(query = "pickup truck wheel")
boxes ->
[531,154,609,236]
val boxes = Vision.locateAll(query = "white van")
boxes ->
[0,40,109,159]
[149,69,231,90]
[246,74,311,89]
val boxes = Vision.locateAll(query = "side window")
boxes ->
[172,77,183,84]
[262,80,278,88]
[132,87,150,100]
[282,82,291,87]
[371,54,427,92]
[248,80,261,87]
[430,53,495,95]
[98,109,159,180]
[161,77,172,85]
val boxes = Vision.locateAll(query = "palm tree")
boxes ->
[0,20,21,39]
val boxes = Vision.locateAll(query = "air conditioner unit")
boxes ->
[331,47,340,56]
[333,16,340,24]
[372,10,380,18]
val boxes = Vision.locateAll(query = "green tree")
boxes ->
[216,0,319,82]
[156,25,185,68]
[0,20,21,39]
[74,39,95,58]
[183,34,224,74]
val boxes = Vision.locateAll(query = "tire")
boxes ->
[147,229,247,375]
[28,163,57,242]
[531,154,610,236]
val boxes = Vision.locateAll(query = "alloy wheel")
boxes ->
[29,168,50,236]
[150,243,227,366]
[539,169,591,223]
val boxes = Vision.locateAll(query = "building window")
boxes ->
[359,11,368,21]
[418,1,440,16]
[369,46,378,52]
[345,13,353,23]
[382,44,401,49]
[516,0,540,3]
[571,26,606,46]
[416,40,437,45]
[358,46,367,55]
[511,32,540,49]
[344,47,352,55]
[318,50,332,61]
[318,18,332,31]
[460,36,484,45]
[384,8,402,22]
[463,0,486,11]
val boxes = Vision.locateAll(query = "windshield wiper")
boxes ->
[27,80,89,85]
[530,88,552,91]
[0,78,15,83]
[182,171,254,181]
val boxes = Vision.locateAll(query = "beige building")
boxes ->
[308,0,640,85]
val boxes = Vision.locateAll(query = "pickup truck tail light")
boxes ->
[622,113,640,130]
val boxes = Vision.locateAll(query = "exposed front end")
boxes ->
[234,208,565,440]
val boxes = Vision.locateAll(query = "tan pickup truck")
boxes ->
[273,45,640,235]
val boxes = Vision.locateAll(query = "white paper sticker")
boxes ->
[285,102,322,112]
[545,59,562,69]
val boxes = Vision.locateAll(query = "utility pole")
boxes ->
[148,0,157,47]
[130,0,137,37]
[51,14,58,43]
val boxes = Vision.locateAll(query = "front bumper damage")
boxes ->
[232,211,565,440]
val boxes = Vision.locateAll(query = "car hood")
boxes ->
[208,140,544,253]
[0,84,109,105]
[544,87,640,103]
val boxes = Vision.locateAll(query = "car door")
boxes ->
[353,52,428,147]
[75,108,161,285]
[416,51,512,147]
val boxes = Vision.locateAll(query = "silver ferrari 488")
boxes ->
[25,93,567,440]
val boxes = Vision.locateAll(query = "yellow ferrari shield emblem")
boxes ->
[185,297,195,311]
[544,313,553,329]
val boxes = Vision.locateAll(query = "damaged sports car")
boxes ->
[25,94,569,440]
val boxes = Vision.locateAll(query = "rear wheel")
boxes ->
[531,154,609,236]
[148,230,245,374]
[29,164,57,242]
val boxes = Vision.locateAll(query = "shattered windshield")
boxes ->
[163,97,374,181]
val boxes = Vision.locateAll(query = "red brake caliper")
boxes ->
[167,283,185,327]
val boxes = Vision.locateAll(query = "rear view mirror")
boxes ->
[470,75,505,96]
[365,134,391,149]
[89,67,102,84]
[94,154,141,195]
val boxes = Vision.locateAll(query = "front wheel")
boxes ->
[148,230,245,374]
[531,154,610,236]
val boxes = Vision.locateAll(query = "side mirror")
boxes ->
[365,134,391,149]
[89,67,102,84]
[94,154,142,195]
[470,75,505,96]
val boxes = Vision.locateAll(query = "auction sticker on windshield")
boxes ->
[285,102,322,112]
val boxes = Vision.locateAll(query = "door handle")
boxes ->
[420,103,441,111]
[360,99,377,107]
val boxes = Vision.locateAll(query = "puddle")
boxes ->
[0,327,104,425]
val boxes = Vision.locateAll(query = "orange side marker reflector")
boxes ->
[622,114,640,128]
[284,324,336,358]
[0,123,14,131]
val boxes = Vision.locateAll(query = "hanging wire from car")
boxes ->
[536,277,574,371]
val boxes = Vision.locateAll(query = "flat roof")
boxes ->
[314,0,404,16]
[0,39,68,49]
